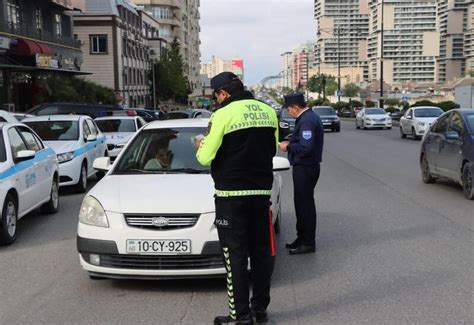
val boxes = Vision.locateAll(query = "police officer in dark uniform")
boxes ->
[279,93,324,255]
[195,72,279,325]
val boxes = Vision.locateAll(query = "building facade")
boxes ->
[437,0,470,83]
[368,0,439,84]
[74,0,163,108]
[200,56,244,81]
[466,2,474,75]
[280,51,292,89]
[0,0,85,111]
[314,0,370,81]
[131,0,201,91]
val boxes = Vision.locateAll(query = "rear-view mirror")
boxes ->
[15,150,36,163]
[445,131,460,140]
[273,157,290,172]
[93,157,111,172]
[86,134,97,142]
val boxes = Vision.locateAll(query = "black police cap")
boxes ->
[210,72,240,91]
[283,93,306,108]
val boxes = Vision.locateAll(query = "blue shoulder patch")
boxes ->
[302,130,312,140]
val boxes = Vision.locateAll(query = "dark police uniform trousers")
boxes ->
[215,196,275,319]
[288,109,324,246]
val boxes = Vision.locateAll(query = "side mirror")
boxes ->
[445,130,460,140]
[93,157,111,172]
[273,156,290,172]
[86,134,97,142]
[15,150,36,163]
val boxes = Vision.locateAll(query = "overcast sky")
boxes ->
[200,0,316,85]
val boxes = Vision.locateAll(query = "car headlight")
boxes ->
[417,122,425,126]
[79,196,109,228]
[335,117,340,121]
[365,117,372,121]
[57,151,74,164]
[279,121,289,128]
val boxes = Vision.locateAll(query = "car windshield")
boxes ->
[114,127,209,174]
[314,107,335,116]
[414,108,443,118]
[25,121,79,141]
[365,109,386,115]
[0,131,6,162]
[96,119,136,133]
[465,113,474,134]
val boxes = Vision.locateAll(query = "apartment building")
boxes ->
[200,57,244,81]
[74,0,162,108]
[280,51,292,89]
[0,0,85,111]
[131,0,201,91]
[314,0,370,81]
[466,2,474,75]
[437,0,470,83]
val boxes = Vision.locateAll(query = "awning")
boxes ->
[16,39,54,56]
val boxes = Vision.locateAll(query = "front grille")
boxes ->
[125,214,200,230]
[59,176,72,183]
[97,254,223,270]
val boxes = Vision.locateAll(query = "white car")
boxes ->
[400,106,443,140]
[23,115,107,192]
[95,116,147,161]
[0,122,59,245]
[356,108,392,130]
[0,110,18,123]
[77,119,289,280]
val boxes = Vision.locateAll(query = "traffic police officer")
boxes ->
[195,72,279,325]
[279,93,324,255]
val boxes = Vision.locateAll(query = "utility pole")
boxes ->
[379,0,385,109]
[337,27,341,103]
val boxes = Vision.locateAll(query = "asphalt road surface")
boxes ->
[1,120,472,324]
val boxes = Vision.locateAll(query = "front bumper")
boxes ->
[58,158,82,186]
[322,120,340,129]
[364,120,392,128]
[77,211,226,278]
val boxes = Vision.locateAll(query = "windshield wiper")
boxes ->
[166,168,208,174]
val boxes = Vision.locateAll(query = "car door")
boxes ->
[436,112,465,181]
[425,113,450,175]
[16,126,52,202]
[7,127,37,214]
[86,118,105,160]
[402,109,413,133]
[81,119,95,176]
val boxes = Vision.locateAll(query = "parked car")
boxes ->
[95,116,147,161]
[420,109,474,200]
[0,110,18,123]
[127,109,159,122]
[400,106,443,140]
[167,109,212,120]
[77,118,290,280]
[355,108,392,130]
[313,106,340,132]
[23,115,107,192]
[277,108,296,141]
[388,110,404,122]
[27,103,122,119]
[0,122,59,245]
[339,108,353,118]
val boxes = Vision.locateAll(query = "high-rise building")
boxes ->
[200,57,244,82]
[466,2,474,75]
[314,0,370,81]
[280,52,292,89]
[437,0,470,83]
[368,0,439,84]
[132,0,201,90]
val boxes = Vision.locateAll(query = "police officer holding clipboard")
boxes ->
[279,93,324,255]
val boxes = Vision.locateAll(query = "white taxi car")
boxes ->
[399,106,443,140]
[94,116,147,161]
[356,108,392,130]
[0,122,59,245]
[77,119,289,280]
[23,115,107,192]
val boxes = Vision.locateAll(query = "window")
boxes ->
[0,132,6,162]
[82,121,91,142]
[448,113,465,135]
[35,9,42,33]
[7,0,21,29]
[54,14,62,38]
[433,114,450,133]
[86,119,99,136]
[8,127,27,160]
[90,35,108,54]
[18,127,42,152]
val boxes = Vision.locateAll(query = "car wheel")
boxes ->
[0,194,17,245]
[400,127,407,138]
[336,126,341,132]
[274,199,281,235]
[41,176,59,214]
[412,127,420,140]
[75,163,88,193]
[462,163,474,200]
[89,274,107,280]
[421,155,436,184]
[362,121,367,130]
[356,121,360,129]
[387,127,392,130]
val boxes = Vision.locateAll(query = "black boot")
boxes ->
[285,238,300,249]
[214,314,254,325]
[251,310,268,324]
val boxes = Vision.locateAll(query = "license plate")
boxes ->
[126,239,191,254]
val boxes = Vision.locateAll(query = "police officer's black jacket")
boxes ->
[196,91,279,197]
[288,109,324,166]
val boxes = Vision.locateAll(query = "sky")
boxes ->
[199,0,316,86]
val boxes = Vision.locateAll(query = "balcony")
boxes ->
[0,21,81,49]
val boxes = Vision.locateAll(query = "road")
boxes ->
[1,120,472,324]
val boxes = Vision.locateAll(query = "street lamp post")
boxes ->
[337,27,341,103]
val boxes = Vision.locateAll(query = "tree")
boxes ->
[151,39,191,103]
[349,99,363,108]
[342,83,360,97]
[307,74,337,98]
[437,101,460,112]
[365,100,376,108]
[332,101,350,111]
[410,100,436,108]
[385,98,400,107]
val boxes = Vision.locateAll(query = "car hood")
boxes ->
[88,174,216,214]
[414,117,439,124]
[104,132,134,144]
[366,114,389,119]
[43,141,78,155]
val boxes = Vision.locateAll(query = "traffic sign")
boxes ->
[337,89,342,97]
[402,96,408,102]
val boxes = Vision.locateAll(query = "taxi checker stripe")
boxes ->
[0,148,55,181]
[223,246,236,320]
[215,190,272,197]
